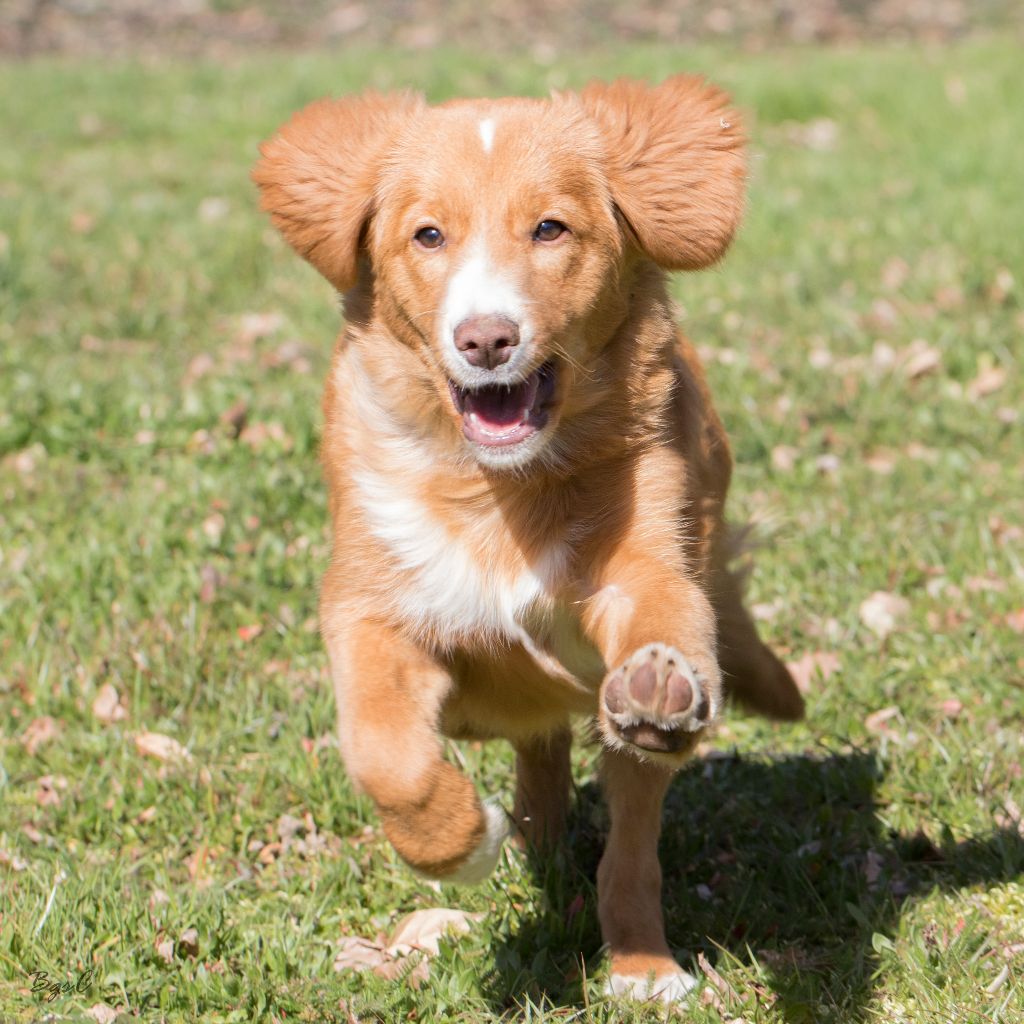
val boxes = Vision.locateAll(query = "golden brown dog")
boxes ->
[254,74,803,1005]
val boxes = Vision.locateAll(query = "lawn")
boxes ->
[1,37,1022,1024]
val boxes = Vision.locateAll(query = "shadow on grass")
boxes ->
[482,749,1024,1021]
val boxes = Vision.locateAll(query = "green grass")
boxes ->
[1,38,1022,1023]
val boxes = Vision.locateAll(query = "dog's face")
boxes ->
[255,78,745,470]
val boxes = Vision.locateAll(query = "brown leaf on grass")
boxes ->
[22,824,45,844]
[864,449,897,475]
[864,706,901,735]
[238,421,294,452]
[202,512,226,544]
[22,715,60,755]
[36,774,69,807]
[387,908,482,956]
[785,651,840,694]
[900,339,941,380]
[989,268,1014,304]
[939,698,964,719]
[334,936,430,989]
[262,339,313,374]
[135,731,192,764]
[199,563,222,604]
[178,928,200,957]
[334,908,481,989]
[770,445,799,472]
[155,937,175,964]
[881,257,909,292]
[966,365,1007,401]
[334,936,390,972]
[219,399,249,438]
[185,843,217,888]
[92,683,127,724]
[183,353,216,386]
[236,311,285,344]
[859,591,910,640]
[85,1005,117,1024]
[0,847,29,871]
[697,952,741,1008]
[994,798,1024,838]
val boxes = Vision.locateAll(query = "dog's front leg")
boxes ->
[323,616,508,883]
[581,517,721,1001]
[598,750,699,1003]
[584,546,722,769]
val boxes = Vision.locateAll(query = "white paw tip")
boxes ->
[605,969,699,1004]
[441,799,510,885]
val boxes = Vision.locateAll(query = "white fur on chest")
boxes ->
[352,463,564,645]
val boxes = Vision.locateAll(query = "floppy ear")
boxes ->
[578,75,746,271]
[252,91,423,291]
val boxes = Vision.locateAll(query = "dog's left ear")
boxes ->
[578,75,746,271]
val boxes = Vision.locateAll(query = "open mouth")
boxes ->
[448,362,557,448]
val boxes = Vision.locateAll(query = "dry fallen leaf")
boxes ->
[178,928,200,957]
[387,907,482,957]
[967,365,1007,401]
[864,449,897,475]
[236,311,285,343]
[155,937,174,964]
[0,847,29,871]
[333,907,481,990]
[786,651,841,694]
[334,936,390,972]
[865,705,901,735]
[85,1005,117,1024]
[859,591,911,640]
[771,445,799,472]
[698,951,741,1007]
[36,774,69,807]
[135,732,192,764]
[22,715,60,755]
[939,698,964,719]
[900,339,941,380]
[92,683,127,724]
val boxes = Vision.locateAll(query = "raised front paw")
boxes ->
[600,643,717,757]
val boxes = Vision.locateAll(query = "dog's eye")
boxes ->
[414,226,444,250]
[534,220,568,242]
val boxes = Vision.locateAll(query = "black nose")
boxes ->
[453,315,520,370]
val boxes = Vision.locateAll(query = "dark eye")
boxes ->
[534,220,568,242]
[414,226,444,250]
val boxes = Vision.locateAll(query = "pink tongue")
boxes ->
[464,382,529,430]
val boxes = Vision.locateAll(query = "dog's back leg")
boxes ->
[711,554,805,721]
[513,727,573,850]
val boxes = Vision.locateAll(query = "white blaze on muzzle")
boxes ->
[439,241,533,387]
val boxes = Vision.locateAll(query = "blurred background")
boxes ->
[4,0,1024,56]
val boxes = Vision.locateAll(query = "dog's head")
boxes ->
[254,77,744,471]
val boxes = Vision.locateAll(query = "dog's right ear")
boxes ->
[252,91,423,292]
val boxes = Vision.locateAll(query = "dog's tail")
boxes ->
[711,526,805,721]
